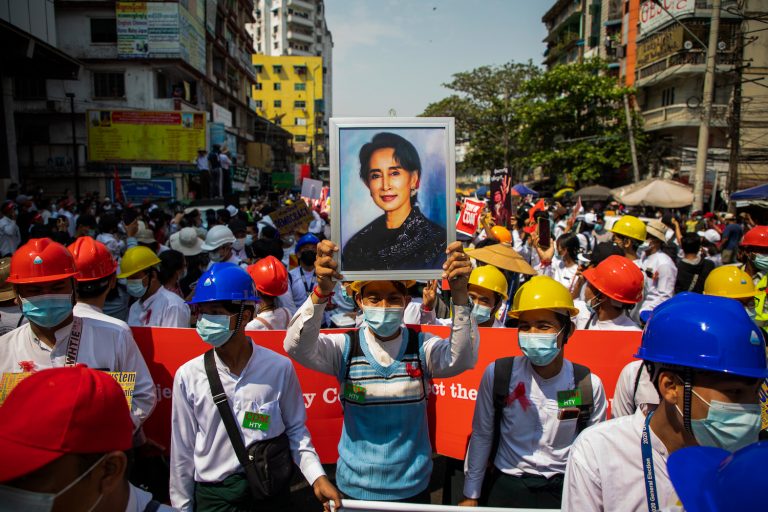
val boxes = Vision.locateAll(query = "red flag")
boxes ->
[113,166,124,204]
[524,199,547,234]
[572,197,583,220]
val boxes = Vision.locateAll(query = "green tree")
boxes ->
[516,59,645,185]
[421,61,540,179]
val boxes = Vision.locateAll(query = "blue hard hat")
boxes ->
[295,233,320,254]
[635,292,768,379]
[668,442,768,512]
[188,262,259,304]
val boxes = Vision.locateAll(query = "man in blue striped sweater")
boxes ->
[284,239,479,503]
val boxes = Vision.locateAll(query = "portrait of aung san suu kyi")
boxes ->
[336,126,450,273]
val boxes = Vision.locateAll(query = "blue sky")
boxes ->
[325,1,551,117]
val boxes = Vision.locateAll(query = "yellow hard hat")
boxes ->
[609,215,647,242]
[508,275,579,318]
[703,266,755,299]
[469,265,508,300]
[117,246,161,279]
[347,280,416,295]
[490,226,512,244]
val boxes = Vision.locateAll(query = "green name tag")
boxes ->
[242,412,271,431]
[343,382,367,403]
[557,389,582,408]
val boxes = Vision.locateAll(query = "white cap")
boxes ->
[201,225,236,251]
[697,229,721,244]
[226,205,238,217]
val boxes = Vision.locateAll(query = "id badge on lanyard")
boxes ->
[641,411,660,512]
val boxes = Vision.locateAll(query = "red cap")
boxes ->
[247,256,288,297]
[582,255,644,304]
[7,238,78,284]
[703,212,715,219]
[68,237,118,281]
[741,226,768,249]
[0,366,133,482]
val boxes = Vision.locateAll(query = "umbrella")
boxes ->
[512,183,538,196]
[731,183,768,201]
[612,179,693,208]
[465,244,536,275]
[553,187,575,199]
[574,185,613,201]
[476,186,489,198]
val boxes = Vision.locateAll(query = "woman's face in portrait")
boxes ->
[366,147,418,215]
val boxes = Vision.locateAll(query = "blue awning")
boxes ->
[604,19,622,27]
[731,183,768,200]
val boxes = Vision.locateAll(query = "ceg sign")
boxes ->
[639,0,695,36]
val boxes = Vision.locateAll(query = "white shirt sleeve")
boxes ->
[562,433,603,512]
[283,297,345,376]
[611,362,640,418]
[162,302,191,328]
[463,363,496,499]
[280,361,326,485]
[423,303,479,378]
[170,370,197,511]
[118,330,157,428]
[588,373,608,426]
[656,262,677,300]
[419,307,451,326]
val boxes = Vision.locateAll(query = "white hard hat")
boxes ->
[201,225,236,251]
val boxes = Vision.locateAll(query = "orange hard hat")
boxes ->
[247,256,288,297]
[490,225,512,244]
[741,226,768,249]
[582,255,644,304]
[7,238,78,284]
[68,237,118,282]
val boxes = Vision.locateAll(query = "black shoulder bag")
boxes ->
[204,350,294,500]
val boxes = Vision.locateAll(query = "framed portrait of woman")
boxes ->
[330,117,456,280]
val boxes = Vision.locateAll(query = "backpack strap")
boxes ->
[489,356,515,467]
[254,316,274,330]
[143,500,162,512]
[632,362,645,410]
[572,363,594,433]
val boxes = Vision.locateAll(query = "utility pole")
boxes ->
[65,93,80,201]
[727,13,744,210]
[692,0,722,212]
[624,94,641,183]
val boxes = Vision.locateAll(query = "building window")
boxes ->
[93,72,125,98]
[13,77,46,99]
[255,64,263,73]
[294,83,306,91]
[255,82,263,90]
[661,87,675,107]
[90,18,117,43]
[295,135,307,142]
[294,65,307,74]
[274,100,282,107]
[255,100,263,108]
[274,117,281,125]
[273,41,278,49]
[295,118,307,126]
[273,82,281,91]
[273,65,282,73]
[294,100,306,109]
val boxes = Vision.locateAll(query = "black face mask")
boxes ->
[300,251,317,267]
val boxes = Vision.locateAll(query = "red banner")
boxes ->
[132,327,641,462]
[455,199,485,237]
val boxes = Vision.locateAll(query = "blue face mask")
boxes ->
[753,254,768,272]
[196,314,235,347]
[683,389,762,452]
[20,294,74,328]
[594,223,604,232]
[586,296,604,316]
[362,307,403,337]
[518,330,561,367]
[472,303,493,324]
[245,234,254,246]
[126,278,147,298]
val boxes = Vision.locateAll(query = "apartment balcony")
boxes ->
[642,103,729,131]
[287,13,314,29]
[543,0,583,38]
[287,30,314,44]
[287,0,315,12]
[636,50,739,87]
[286,46,315,57]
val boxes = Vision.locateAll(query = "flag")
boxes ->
[113,166,125,204]
[524,199,547,234]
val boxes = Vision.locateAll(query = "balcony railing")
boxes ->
[287,0,315,12]
[642,103,729,130]
[287,13,314,28]
[287,30,314,44]
[638,50,738,80]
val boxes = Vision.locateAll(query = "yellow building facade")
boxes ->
[251,54,323,158]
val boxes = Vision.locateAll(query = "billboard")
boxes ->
[87,110,206,163]
[639,0,695,36]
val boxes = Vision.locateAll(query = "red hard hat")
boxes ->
[68,237,118,282]
[582,255,644,304]
[740,226,768,249]
[7,238,78,284]
[247,256,288,297]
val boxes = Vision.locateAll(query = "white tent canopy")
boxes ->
[611,179,694,208]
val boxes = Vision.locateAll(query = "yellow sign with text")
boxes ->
[87,110,206,163]
[0,371,136,407]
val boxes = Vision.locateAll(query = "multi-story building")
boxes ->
[247,0,332,168]
[543,0,603,69]
[251,54,323,164]
[9,0,258,201]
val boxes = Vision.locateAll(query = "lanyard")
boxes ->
[641,411,659,512]
[64,316,83,367]
[299,268,315,294]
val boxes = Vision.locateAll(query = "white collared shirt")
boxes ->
[244,307,291,331]
[283,297,479,379]
[170,342,325,511]
[573,301,641,331]
[637,251,677,313]
[611,360,659,418]
[128,286,191,328]
[562,408,680,512]
[463,358,607,498]
[0,317,156,429]
[127,483,177,511]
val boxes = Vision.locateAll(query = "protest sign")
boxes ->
[301,178,323,200]
[0,371,136,407]
[270,201,314,237]
[132,326,641,462]
[490,168,512,227]
[455,198,485,237]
